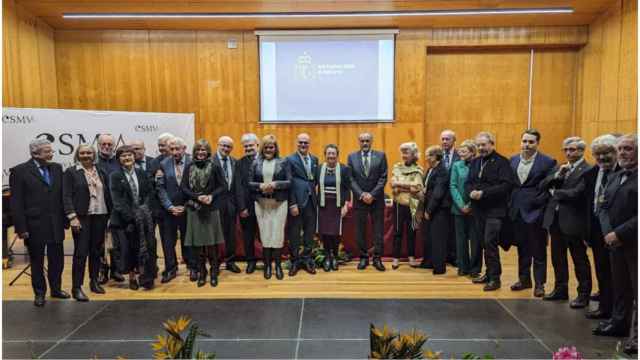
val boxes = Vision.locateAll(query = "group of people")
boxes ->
[9,127,637,354]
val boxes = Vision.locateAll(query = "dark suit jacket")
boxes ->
[63,164,112,217]
[96,154,120,177]
[180,161,224,213]
[424,161,451,215]
[584,164,620,242]
[9,160,66,244]
[347,150,388,208]
[540,159,592,236]
[318,163,352,208]
[109,167,153,228]
[211,154,239,214]
[599,168,637,248]
[157,154,192,211]
[443,148,460,169]
[236,154,257,214]
[509,153,557,224]
[286,152,319,209]
[148,154,168,218]
[248,157,292,202]
[465,151,515,218]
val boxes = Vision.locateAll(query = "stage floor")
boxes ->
[3,298,623,359]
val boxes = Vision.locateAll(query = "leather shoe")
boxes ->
[264,262,273,279]
[623,338,638,355]
[585,309,611,320]
[129,279,139,290]
[34,294,45,307]
[210,273,218,287]
[72,288,89,302]
[472,274,488,284]
[189,270,198,282]
[569,294,590,309]
[484,280,501,291]
[373,258,386,272]
[543,288,568,301]
[197,269,207,287]
[592,322,628,337]
[590,291,600,302]
[51,289,70,299]
[533,285,545,298]
[510,281,532,291]
[90,281,105,294]
[433,268,446,275]
[357,258,369,270]
[161,270,177,284]
[323,258,331,272]
[331,257,339,271]
[110,271,125,282]
[246,261,257,274]
[288,263,299,277]
[226,261,242,273]
[303,261,316,275]
[275,263,284,280]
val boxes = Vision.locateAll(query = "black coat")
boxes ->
[465,151,515,218]
[211,154,239,213]
[109,167,153,228]
[424,161,451,215]
[147,154,168,218]
[236,154,257,214]
[540,159,592,236]
[9,160,66,244]
[509,153,557,224]
[599,168,637,247]
[347,150,388,208]
[248,157,292,202]
[584,164,620,242]
[180,161,224,213]
[63,165,112,217]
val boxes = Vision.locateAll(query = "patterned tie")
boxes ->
[303,156,313,179]
[40,165,51,186]
[363,153,370,177]
[444,152,451,169]
[222,157,230,187]
[175,160,183,184]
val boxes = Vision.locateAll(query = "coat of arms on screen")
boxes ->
[295,51,316,80]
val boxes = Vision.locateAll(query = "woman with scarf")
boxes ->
[181,139,225,287]
[317,144,352,272]
[390,142,424,270]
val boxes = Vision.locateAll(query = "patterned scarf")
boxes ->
[392,162,424,229]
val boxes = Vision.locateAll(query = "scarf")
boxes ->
[392,162,424,229]
[189,160,212,193]
[319,163,341,207]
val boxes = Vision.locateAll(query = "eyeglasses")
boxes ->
[298,141,309,145]
[562,147,579,152]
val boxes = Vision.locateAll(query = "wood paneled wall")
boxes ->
[576,0,637,147]
[2,0,57,108]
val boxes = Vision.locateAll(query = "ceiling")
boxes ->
[17,0,618,30]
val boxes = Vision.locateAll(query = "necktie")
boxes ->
[222,157,230,186]
[41,165,51,186]
[444,152,451,168]
[303,156,312,179]
[363,153,370,177]
[175,160,183,184]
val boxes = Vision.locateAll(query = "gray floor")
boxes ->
[2,298,625,359]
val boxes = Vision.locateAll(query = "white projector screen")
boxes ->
[258,31,396,123]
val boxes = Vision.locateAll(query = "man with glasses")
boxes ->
[236,133,261,274]
[540,136,592,308]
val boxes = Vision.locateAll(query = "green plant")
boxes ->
[152,315,215,359]
[369,323,442,359]
[462,352,495,359]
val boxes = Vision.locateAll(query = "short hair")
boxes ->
[218,136,234,144]
[29,138,51,155]
[170,137,186,147]
[73,144,96,163]
[115,145,135,163]
[157,133,174,143]
[192,139,212,158]
[476,131,495,144]
[591,134,619,152]
[358,132,373,140]
[459,139,477,155]
[617,133,638,149]
[260,134,280,158]
[324,144,339,156]
[522,128,541,142]
[97,134,114,145]
[441,129,456,141]
[562,136,586,150]
[425,145,444,161]
[241,133,259,144]
[399,142,420,161]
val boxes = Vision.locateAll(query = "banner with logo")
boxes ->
[2,108,195,186]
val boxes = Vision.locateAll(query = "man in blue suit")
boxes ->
[286,133,319,276]
[509,129,557,297]
[157,137,193,283]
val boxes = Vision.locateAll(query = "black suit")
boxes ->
[237,154,259,262]
[599,168,637,332]
[9,159,66,296]
[465,151,515,282]
[347,150,388,258]
[443,148,460,263]
[540,159,592,295]
[63,165,111,289]
[286,152,319,266]
[423,161,451,273]
[212,154,239,263]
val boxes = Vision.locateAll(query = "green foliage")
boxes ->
[462,352,495,359]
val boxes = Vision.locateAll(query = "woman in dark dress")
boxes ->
[63,144,111,301]
[317,144,351,272]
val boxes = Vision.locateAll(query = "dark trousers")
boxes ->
[71,215,108,289]
[219,207,238,262]
[393,203,416,258]
[27,239,64,296]
[474,215,503,282]
[514,216,548,286]
[321,235,340,257]
[354,205,385,258]
[549,218,592,295]
[610,245,637,331]
[454,214,476,274]
[162,213,191,272]
[423,211,449,273]
[447,214,457,263]
[240,214,259,262]
[590,218,613,315]
[111,227,138,274]
[287,200,317,264]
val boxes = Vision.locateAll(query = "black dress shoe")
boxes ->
[433,268,446,275]
[592,322,628,337]
[90,281,106,294]
[197,270,207,287]
[210,273,218,287]
[289,263,299,277]
[533,285,545,298]
[331,257,339,271]
[110,271,125,282]
[623,338,638,355]
[275,263,284,280]
[373,258,386,272]
[510,281,532,291]
[590,291,600,302]
[129,279,139,291]
[483,280,501,291]
[34,294,46,307]
[585,309,611,320]
[226,261,242,273]
[161,270,177,284]
[543,288,569,301]
[357,258,369,270]
[189,270,198,282]
[51,289,70,299]
[246,261,257,274]
[72,288,89,302]
[264,263,272,279]
[323,258,331,272]
[304,261,317,275]
[569,294,590,309]
[472,274,488,284]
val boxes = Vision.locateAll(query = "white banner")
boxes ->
[2,108,195,186]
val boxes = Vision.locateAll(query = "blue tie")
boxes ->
[41,165,51,186]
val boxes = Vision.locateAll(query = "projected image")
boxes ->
[260,34,395,122]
